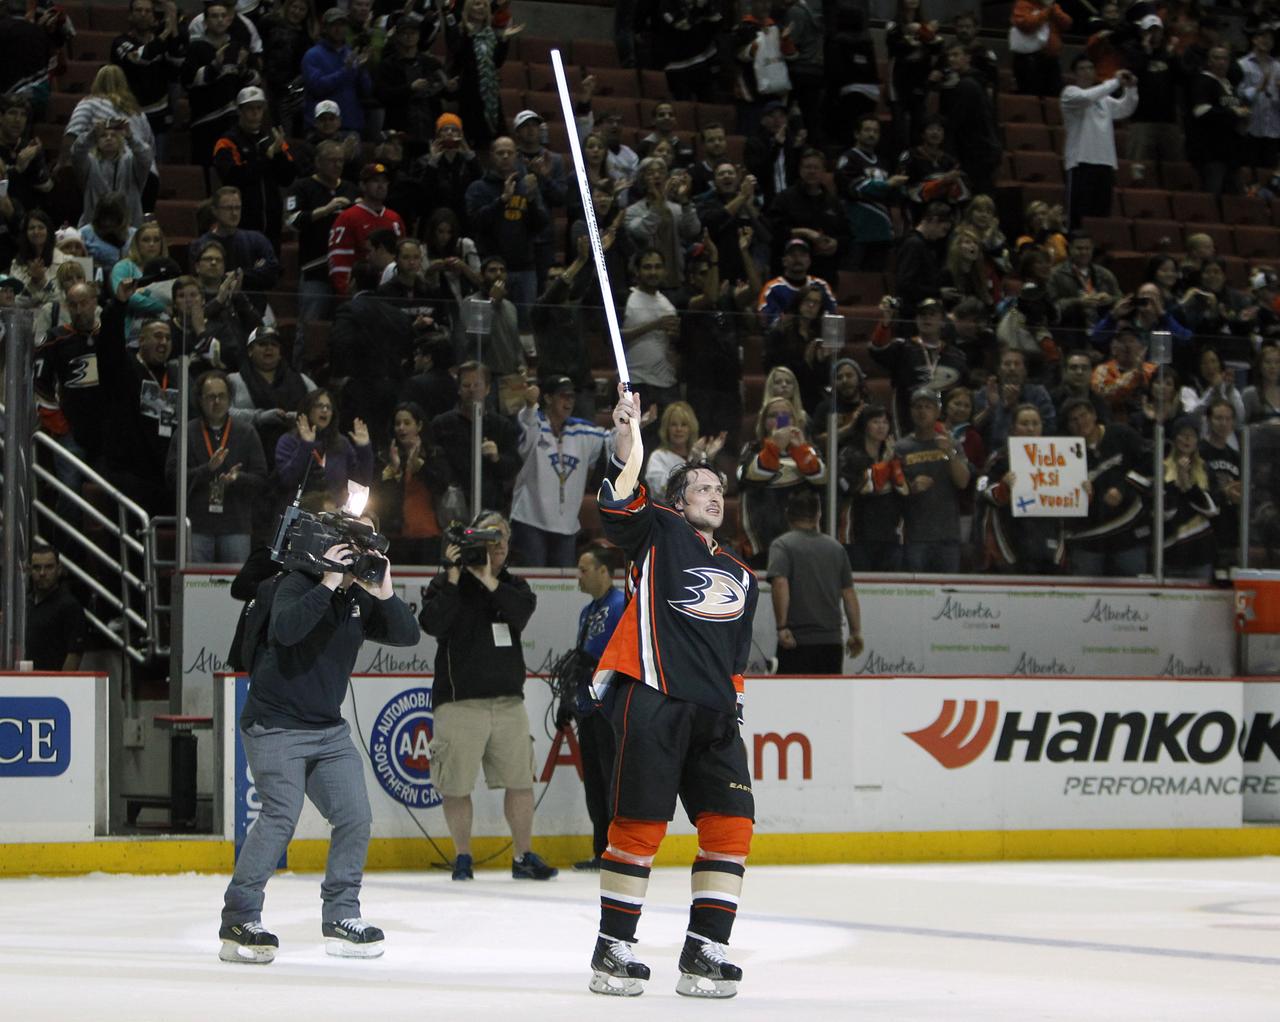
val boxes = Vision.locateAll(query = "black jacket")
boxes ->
[418,566,535,706]
[241,569,420,729]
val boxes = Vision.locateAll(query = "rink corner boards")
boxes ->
[5,827,1280,878]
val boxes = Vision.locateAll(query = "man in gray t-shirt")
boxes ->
[766,489,863,675]
[895,387,973,574]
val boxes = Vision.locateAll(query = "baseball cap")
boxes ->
[395,11,424,30]
[784,238,810,252]
[236,86,267,107]
[314,99,341,119]
[761,99,787,116]
[322,7,348,23]
[360,162,389,181]
[247,325,282,348]
[512,109,543,130]
[916,297,944,314]
[911,386,941,406]
[1138,14,1163,30]
[541,374,575,395]
[55,226,84,248]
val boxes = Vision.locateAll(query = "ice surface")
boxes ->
[4,858,1280,1020]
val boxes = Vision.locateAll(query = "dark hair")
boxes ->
[856,113,880,133]
[368,228,398,254]
[664,461,722,509]
[350,260,380,292]
[798,147,825,165]
[457,359,490,383]
[0,92,31,115]
[300,388,343,452]
[390,400,431,451]
[951,296,988,320]
[700,121,725,138]
[923,200,954,222]
[17,209,56,263]
[90,192,131,243]
[580,542,622,573]
[1143,254,1177,286]
[633,247,665,271]
[1196,259,1226,290]
[1067,229,1093,245]
[1060,396,1096,423]
[423,206,461,256]
[785,486,820,522]
[1205,396,1236,421]
[1071,53,1095,70]
[30,539,58,560]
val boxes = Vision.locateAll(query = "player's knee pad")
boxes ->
[605,816,668,861]
[695,812,753,859]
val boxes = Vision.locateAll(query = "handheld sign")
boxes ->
[1008,436,1089,517]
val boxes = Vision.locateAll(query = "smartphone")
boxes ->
[776,412,791,429]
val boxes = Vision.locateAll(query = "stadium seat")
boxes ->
[526,62,557,93]
[1221,195,1269,226]
[1012,151,1063,184]
[1232,226,1280,260]
[585,96,639,126]
[579,494,603,541]
[1183,221,1234,255]
[58,60,99,94]
[695,103,736,132]
[1081,216,1134,253]
[997,94,1044,124]
[156,165,208,201]
[153,199,203,238]
[584,67,638,97]
[1159,162,1198,191]
[498,87,525,116]
[573,40,618,70]
[1131,219,1181,253]
[47,92,79,126]
[518,36,559,65]
[1118,189,1172,221]
[837,271,885,305]
[638,70,667,99]
[1019,183,1065,209]
[1041,99,1062,125]
[498,60,528,90]
[70,30,114,61]
[1170,192,1219,222]
[1003,123,1052,152]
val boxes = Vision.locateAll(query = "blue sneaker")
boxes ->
[512,851,558,880]
[452,853,473,881]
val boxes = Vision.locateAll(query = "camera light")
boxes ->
[344,482,370,518]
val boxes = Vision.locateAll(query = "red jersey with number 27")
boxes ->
[326,201,405,295]
[592,458,758,716]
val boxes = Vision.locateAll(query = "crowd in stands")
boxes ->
[4,0,1280,580]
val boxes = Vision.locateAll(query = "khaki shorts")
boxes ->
[429,696,535,797]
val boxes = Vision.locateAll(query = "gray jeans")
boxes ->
[222,720,372,926]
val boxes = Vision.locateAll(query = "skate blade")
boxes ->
[219,940,275,964]
[325,938,384,958]
[589,970,645,996]
[676,973,738,998]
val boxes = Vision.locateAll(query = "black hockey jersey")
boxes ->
[593,457,759,715]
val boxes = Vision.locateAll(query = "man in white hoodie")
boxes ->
[1060,55,1138,229]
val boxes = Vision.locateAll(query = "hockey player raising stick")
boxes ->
[587,384,759,999]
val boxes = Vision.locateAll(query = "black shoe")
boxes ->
[512,851,558,880]
[676,934,742,998]
[218,920,278,964]
[589,935,650,996]
[573,856,603,872]
[322,918,385,958]
[452,853,473,881]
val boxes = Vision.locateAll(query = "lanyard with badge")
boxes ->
[203,419,230,514]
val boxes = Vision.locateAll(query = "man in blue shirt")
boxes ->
[555,543,626,871]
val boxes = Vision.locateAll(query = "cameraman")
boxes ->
[219,524,419,965]
[418,511,558,882]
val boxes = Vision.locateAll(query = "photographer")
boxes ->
[417,511,557,882]
[219,520,420,964]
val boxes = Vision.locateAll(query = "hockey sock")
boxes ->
[688,813,752,944]
[599,817,666,942]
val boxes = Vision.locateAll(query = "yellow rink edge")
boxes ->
[3,827,1280,876]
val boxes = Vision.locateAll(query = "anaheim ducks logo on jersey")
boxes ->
[668,567,750,622]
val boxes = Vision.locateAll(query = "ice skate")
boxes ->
[218,920,278,964]
[588,934,650,996]
[676,934,742,998]
[322,918,385,958]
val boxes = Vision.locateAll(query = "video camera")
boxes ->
[269,498,390,584]
[444,521,503,568]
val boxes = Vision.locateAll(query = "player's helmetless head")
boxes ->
[673,466,724,533]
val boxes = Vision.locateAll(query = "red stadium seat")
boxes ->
[1081,216,1134,253]
[1170,192,1218,222]
[638,70,667,99]
[1131,219,1181,253]
[498,60,528,90]
[526,62,557,93]
[153,199,203,238]
[585,97,639,126]
[156,164,208,201]
[1041,98,1062,125]
[1232,226,1280,260]
[1118,189,1172,220]
[518,36,559,65]
[88,4,131,31]
[998,94,1044,124]
[1012,151,1063,184]
[573,41,619,69]
[837,272,886,305]
[70,30,114,61]
[1019,183,1065,209]
[584,67,638,98]
[695,103,736,132]
[1003,123,1052,152]
[1159,162,1198,191]
[1221,195,1270,226]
